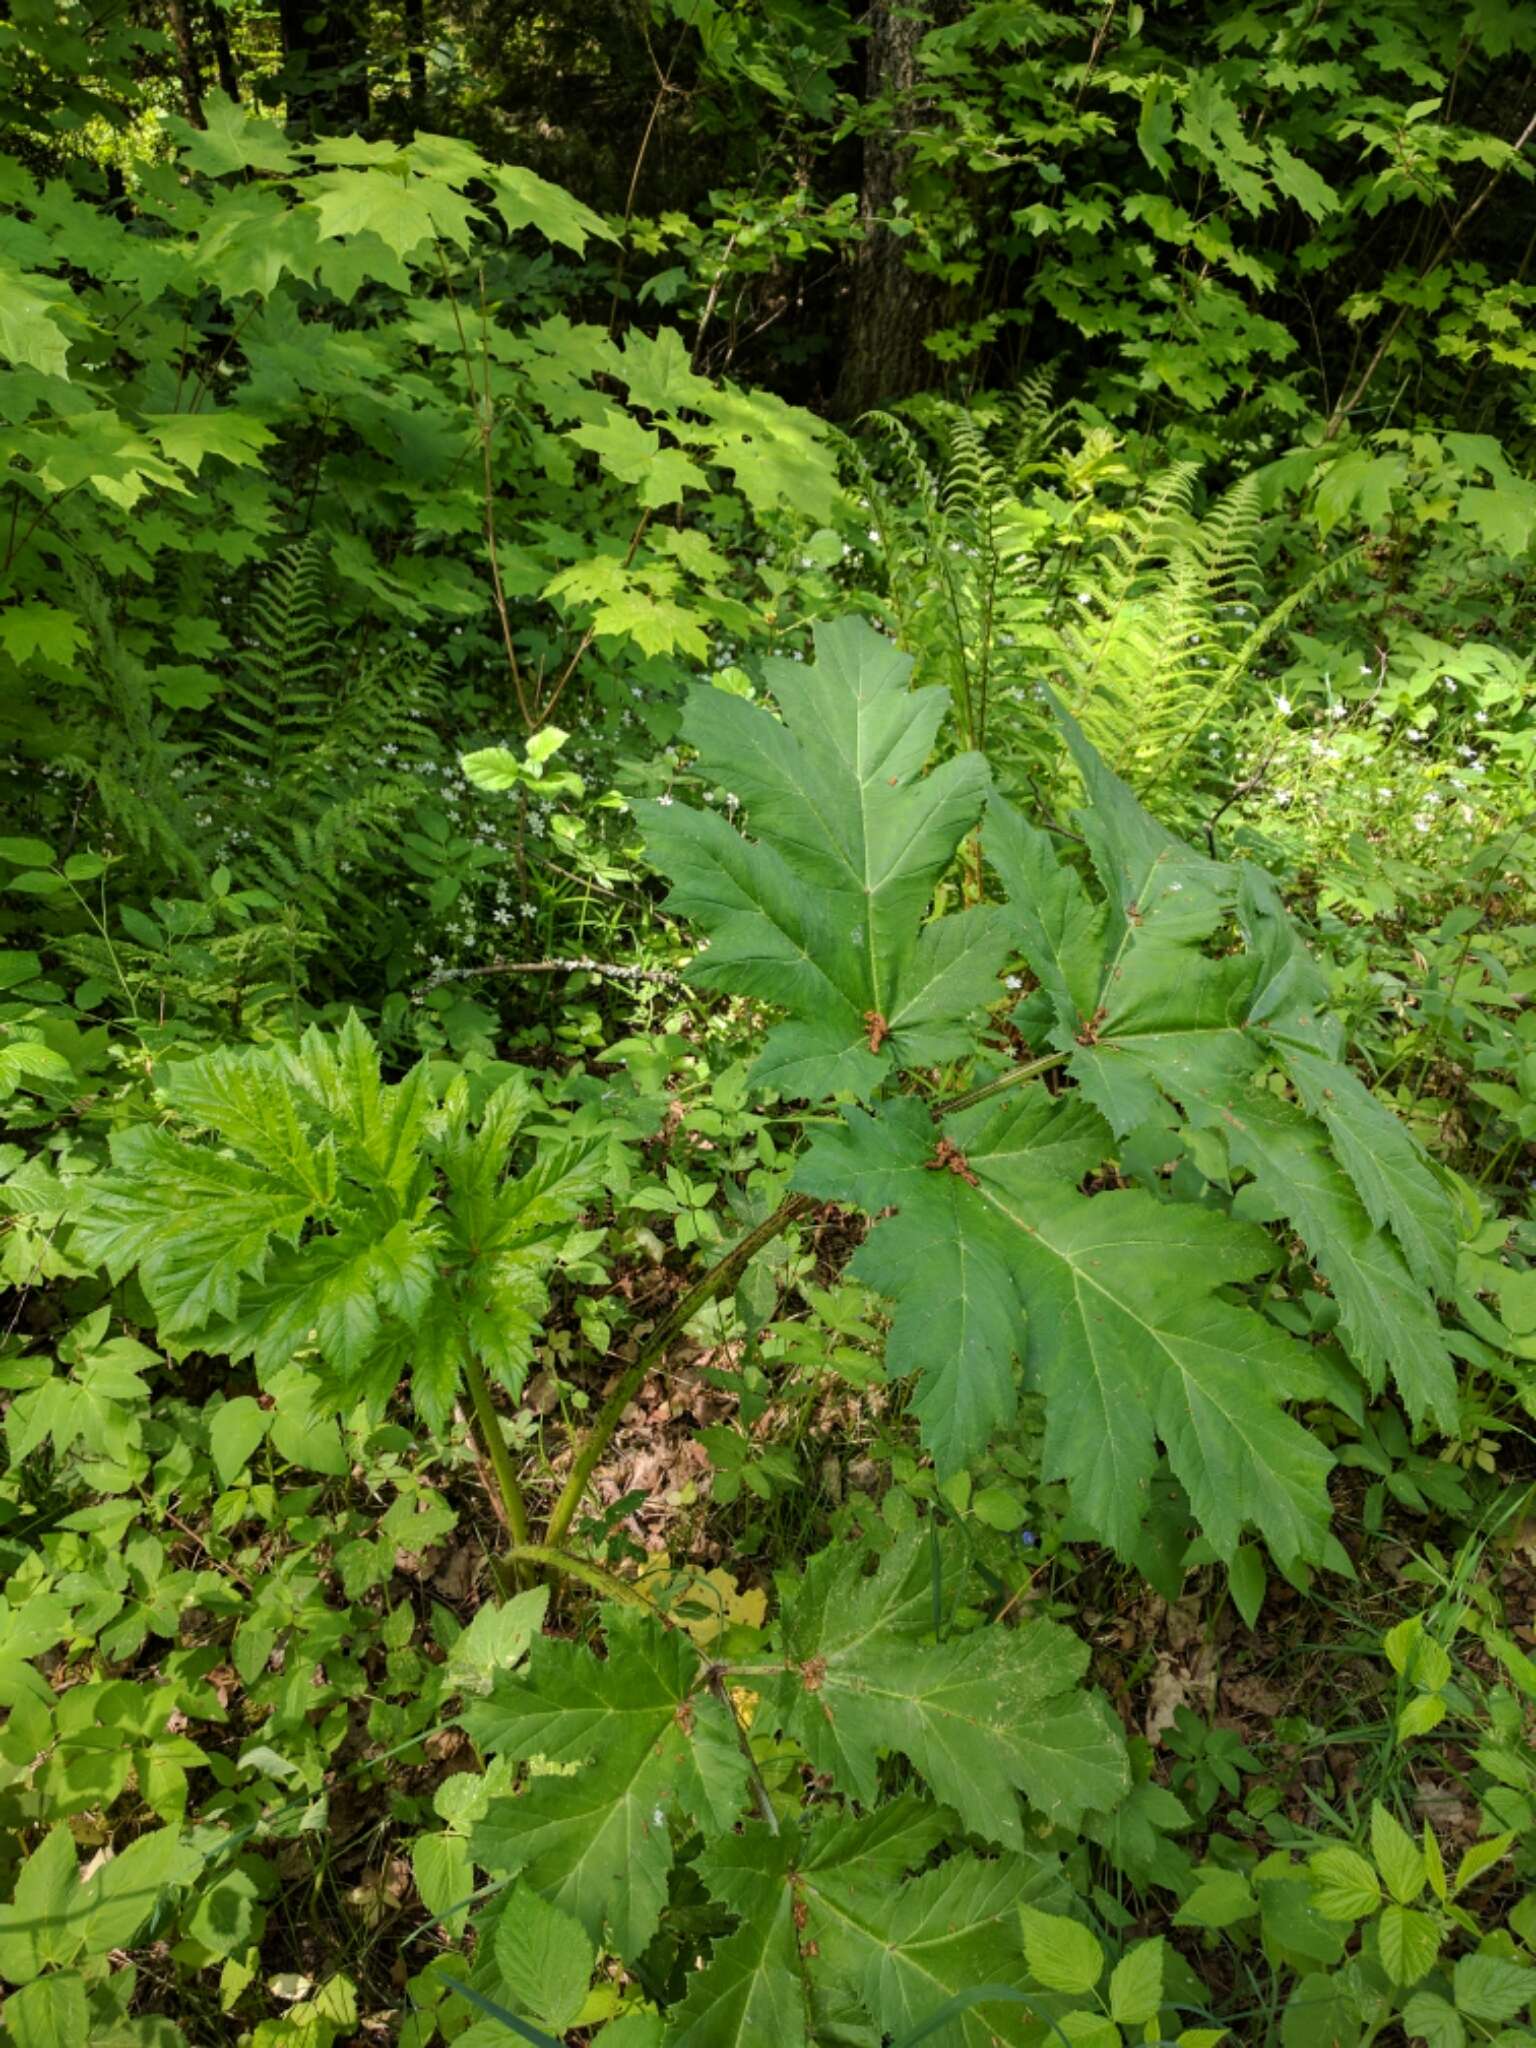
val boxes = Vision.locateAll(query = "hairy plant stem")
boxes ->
[463,1352,530,1554]
[534,1055,1065,1558]
[501,1542,653,1608]
[542,1193,816,1551]
[941,1048,1067,1116]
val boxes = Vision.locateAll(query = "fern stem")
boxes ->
[942,1049,1066,1117]
[543,1193,815,1551]
[463,1352,531,1554]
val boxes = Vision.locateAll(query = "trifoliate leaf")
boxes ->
[1308,1847,1380,1921]
[412,1832,473,1938]
[1109,1938,1165,2025]
[209,1395,269,1487]
[1017,1906,1104,1994]
[493,1881,595,2036]
[1400,1992,1465,2048]
[1451,1954,1536,2024]
[1377,1902,1439,1986]
[1370,1802,1426,1905]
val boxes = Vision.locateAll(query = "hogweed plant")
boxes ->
[50,615,1473,2043]
[639,615,1459,1576]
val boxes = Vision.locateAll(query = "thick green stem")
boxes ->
[502,1542,654,1609]
[941,1049,1066,1117]
[463,1351,530,1550]
[543,1193,815,1550]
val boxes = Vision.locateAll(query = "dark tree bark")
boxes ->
[203,0,242,101]
[278,0,371,136]
[404,0,428,124]
[165,0,206,127]
[835,0,945,417]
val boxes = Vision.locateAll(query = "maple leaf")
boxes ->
[637,617,1011,1101]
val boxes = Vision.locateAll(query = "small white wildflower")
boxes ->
[657,793,673,806]
[1275,694,1292,716]
[1330,704,1347,720]
[1005,974,1023,991]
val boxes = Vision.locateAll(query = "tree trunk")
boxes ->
[165,0,206,127]
[278,0,371,136]
[405,0,428,125]
[203,0,242,101]
[835,0,942,417]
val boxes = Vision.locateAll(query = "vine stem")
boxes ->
[463,1352,530,1550]
[542,1193,816,1550]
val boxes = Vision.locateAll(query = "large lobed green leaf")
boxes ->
[644,615,1458,1566]
[70,1014,605,1426]
[637,617,1011,1101]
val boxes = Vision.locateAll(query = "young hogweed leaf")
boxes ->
[669,1804,1070,2048]
[795,1090,1335,1564]
[636,617,1011,1101]
[771,1528,1129,1836]
[463,1606,748,1960]
[70,1016,605,1427]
